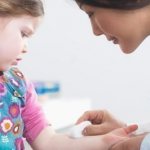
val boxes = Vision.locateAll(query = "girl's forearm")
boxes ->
[31,126,107,150]
[41,133,107,150]
[31,122,137,150]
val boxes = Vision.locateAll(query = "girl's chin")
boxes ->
[0,66,10,72]
[11,61,18,65]
[0,62,17,72]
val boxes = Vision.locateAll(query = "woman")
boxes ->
[73,0,150,149]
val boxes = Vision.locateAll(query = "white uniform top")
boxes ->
[140,133,150,150]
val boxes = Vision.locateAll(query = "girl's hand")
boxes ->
[76,110,126,136]
[103,124,138,150]
[109,134,146,150]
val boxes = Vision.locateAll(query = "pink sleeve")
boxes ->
[21,80,50,144]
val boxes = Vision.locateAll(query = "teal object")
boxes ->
[33,81,60,95]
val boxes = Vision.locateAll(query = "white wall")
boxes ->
[19,0,150,124]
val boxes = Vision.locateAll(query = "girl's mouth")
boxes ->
[11,58,22,65]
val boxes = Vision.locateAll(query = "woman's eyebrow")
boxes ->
[79,2,84,9]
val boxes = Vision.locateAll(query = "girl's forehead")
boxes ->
[18,15,42,27]
[2,15,42,33]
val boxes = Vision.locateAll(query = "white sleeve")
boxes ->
[140,133,150,150]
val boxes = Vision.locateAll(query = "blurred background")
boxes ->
[19,0,150,132]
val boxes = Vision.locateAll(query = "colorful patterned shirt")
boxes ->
[0,67,49,150]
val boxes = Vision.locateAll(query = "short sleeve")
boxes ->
[140,133,150,150]
[21,80,50,144]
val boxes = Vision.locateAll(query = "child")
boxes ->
[0,0,138,149]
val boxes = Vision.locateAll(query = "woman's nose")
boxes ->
[91,20,103,36]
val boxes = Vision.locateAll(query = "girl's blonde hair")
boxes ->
[0,0,44,17]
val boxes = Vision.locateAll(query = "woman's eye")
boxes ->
[87,12,94,18]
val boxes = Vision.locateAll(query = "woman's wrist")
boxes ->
[140,133,150,150]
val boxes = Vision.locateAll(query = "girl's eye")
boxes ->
[21,32,29,38]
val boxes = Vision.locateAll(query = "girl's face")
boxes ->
[0,15,41,71]
[80,4,150,53]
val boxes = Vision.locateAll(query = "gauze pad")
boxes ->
[68,121,91,138]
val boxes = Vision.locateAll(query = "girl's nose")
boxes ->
[22,44,28,53]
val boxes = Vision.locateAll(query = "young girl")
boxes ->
[0,0,138,149]
[71,0,150,150]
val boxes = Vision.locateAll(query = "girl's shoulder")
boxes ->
[3,67,27,106]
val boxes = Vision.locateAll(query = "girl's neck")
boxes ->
[0,71,3,76]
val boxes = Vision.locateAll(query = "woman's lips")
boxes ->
[112,38,119,44]
[106,36,119,44]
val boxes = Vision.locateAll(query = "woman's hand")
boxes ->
[76,110,126,136]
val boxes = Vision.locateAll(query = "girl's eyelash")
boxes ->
[21,32,29,37]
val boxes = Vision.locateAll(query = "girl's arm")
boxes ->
[30,126,103,150]
[110,134,146,150]
[30,124,137,150]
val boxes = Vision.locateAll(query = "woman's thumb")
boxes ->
[83,124,110,136]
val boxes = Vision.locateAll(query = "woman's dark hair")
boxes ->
[0,0,44,17]
[75,0,150,10]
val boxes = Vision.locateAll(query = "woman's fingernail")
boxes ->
[82,129,87,135]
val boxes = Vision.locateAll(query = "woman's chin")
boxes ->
[119,44,137,54]
[119,39,144,54]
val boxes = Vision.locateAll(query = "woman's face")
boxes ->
[80,4,149,53]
